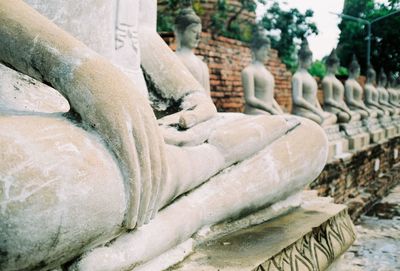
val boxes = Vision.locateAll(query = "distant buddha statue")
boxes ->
[377,69,396,115]
[242,32,284,115]
[344,56,377,118]
[322,49,361,123]
[174,7,210,95]
[387,72,400,109]
[292,39,337,126]
[364,66,389,117]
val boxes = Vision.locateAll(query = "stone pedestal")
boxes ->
[380,116,398,139]
[163,194,356,271]
[324,125,350,161]
[362,118,386,143]
[339,121,370,151]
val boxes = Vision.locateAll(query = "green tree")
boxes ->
[337,0,400,74]
[259,1,318,72]
[309,60,326,78]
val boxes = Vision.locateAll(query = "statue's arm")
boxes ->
[241,68,280,115]
[139,28,216,129]
[273,99,284,114]
[292,76,323,118]
[202,62,211,96]
[0,0,166,229]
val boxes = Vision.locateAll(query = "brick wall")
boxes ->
[311,137,400,220]
[161,32,293,112]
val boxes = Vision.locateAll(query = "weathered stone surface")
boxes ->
[0,63,69,113]
[0,115,126,271]
[169,199,355,271]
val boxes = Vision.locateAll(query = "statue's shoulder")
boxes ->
[292,71,303,82]
[241,64,255,76]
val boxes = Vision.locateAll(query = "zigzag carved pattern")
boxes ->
[253,209,356,271]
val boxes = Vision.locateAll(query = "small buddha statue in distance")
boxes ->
[242,31,284,115]
[174,6,210,95]
[322,49,361,123]
[291,39,337,126]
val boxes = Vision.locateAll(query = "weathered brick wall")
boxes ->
[161,32,293,112]
[311,137,400,220]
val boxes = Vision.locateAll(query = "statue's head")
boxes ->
[251,30,271,63]
[298,39,313,69]
[326,49,340,73]
[366,65,376,84]
[378,68,387,87]
[174,7,202,50]
[349,55,360,78]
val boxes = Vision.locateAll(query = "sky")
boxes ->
[257,0,345,60]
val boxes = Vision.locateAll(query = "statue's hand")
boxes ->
[179,92,217,128]
[77,64,166,229]
[158,92,217,129]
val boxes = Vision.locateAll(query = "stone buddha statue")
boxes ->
[322,49,361,123]
[387,72,400,108]
[364,66,389,117]
[292,39,337,126]
[344,55,377,118]
[242,32,284,115]
[0,1,328,271]
[377,69,396,115]
[174,7,210,95]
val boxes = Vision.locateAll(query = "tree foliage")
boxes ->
[337,0,400,74]
[259,1,318,72]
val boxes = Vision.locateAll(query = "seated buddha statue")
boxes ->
[387,72,400,109]
[174,7,210,95]
[322,49,361,123]
[344,55,378,118]
[292,39,337,126]
[242,32,284,115]
[364,66,389,117]
[0,1,328,271]
[377,69,397,115]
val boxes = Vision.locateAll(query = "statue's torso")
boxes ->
[388,87,399,104]
[294,71,319,107]
[323,75,346,105]
[345,79,364,104]
[175,51,209,93]
[377,86,390,103]
[364,83,379,105]
[252,64,275,105]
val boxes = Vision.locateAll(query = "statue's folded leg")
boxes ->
[292,108,321,124]
[73,118,328,271]
[0,115,127,271]
[159,115,296,208]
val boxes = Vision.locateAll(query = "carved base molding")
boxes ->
[168,197,356,271]
[254,210,356,271]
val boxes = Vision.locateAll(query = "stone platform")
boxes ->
[140,195,356,271]
[324,125,350,161]
[362,118,386,143]
[379,116,398,139]
[339,121,370,151]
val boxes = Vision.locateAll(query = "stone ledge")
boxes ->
[168,201,355,271]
